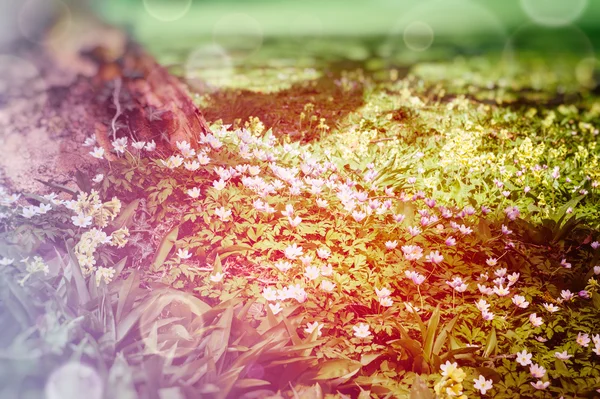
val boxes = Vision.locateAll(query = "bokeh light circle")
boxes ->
[143,0,192,22]
[383,0,507,64]
[502,23,594,90]
[18,0,71,44]
[576,57,599,89]
[212,13,263,61]
[520,0,588,27]
[403,21,434,52]
[139,291,208,359]
[184,44,234,93]
[45,362,103,399]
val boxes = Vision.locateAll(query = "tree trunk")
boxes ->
[0,4,210,192]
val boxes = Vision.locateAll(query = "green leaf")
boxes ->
[423,305,440,361]
[433,315,459,356]
[233,379,271,389]
[205,307,233,364]
[151,225,179,271]
[65,239,90,305]
[483,326,497,358]
[111,199,141,231]
[313,359,361,381]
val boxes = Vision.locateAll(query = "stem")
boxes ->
[110,78,123,141]
[418,285,423,309]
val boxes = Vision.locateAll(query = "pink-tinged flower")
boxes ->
[262,287,278,301]
[210,272,224,283]
[486,258,498,266]
[288,284,307,303]
[560,258,571,269]
[493,284,510,297]
[595,266,600,275]
[535,336,548,343]
[561,290,574,301]
[512,295,529,308]
[212,179,227,191]
[481,310,494,321]
[507,272,520,285]
[554,351,572,360]
[269,302,283,315]
[320,280,336,292]
[385,240,398,250]
[426,250,444,264]
[445,237,456,246]
[529,313,543,327]
[504,206,520,222]
[405,271,426,285]
[316,198,328,208]
[392,213,406,223]
[494,179,504,188]
[379,296,393,307]
[404,302,420,313]
[304,266,320,281]
[478,284,494,295]
[304,321,323,337]
[515,350,532,366]
[458,224,473,235]
[284,244,303,260]
[577,333,591,347]
[481,205,491,215]
[551,166,560,179]
[274,261,293,272]
[288,215,302,227]
[524,186,531,193]
[408,226,421,237]
[352,210,366,222]
[475,299,490,312]
[281,204,294,217]
[187,187,201,199]
[473,375,493,395]
[299,254,313,266]
[591,241,599,249]
[214,207,232,221]
[531,381,550,390]
[579,290,591,299]
[71,213,92,227]
[90,146,105,159]
[494,268,507,277]
[542,303,559,313]
[407,177,416,184]
[353,323,371,338]
[144,140,156,151]
[184,160,200,171]
[447,277,468,292]
[401,245,423,261]
[177,249,193,259]
[320,264,333,276]
[501,224,512,235]
[530,364,546,378]
[375,287,391,299]
[316,248,331,259]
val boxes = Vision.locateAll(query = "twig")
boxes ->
[111,78,123,141]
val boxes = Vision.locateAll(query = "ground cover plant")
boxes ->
[2,28,600,399]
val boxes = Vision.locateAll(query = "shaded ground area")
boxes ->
[200,61,370,142]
